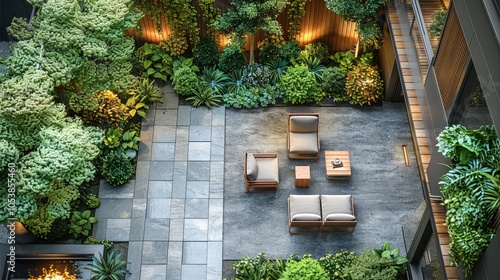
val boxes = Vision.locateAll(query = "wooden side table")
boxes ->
[295,166,311,187]
[325,150,351,179]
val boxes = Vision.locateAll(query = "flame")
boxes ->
[28,264,77,280]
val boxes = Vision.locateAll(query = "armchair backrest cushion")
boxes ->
[290,116,318,133]
[290,195,321,221]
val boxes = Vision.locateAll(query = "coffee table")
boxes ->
[325,150,351,179]
[294,166,311,187]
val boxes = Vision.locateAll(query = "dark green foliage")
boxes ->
[429,9,447,37]
[321,67,346,95]
[223,85,280,108]
[46,217,71,242]
[296,55,326,81]
[102,150,134,187]
[345,248,400,280]
[132,78,163,105]
[280,64,323,105]
[242,63,272,88]
[85,250,129,280]
[69,210,98,238]
[233,252,285,280]
[279,41,302,62]
[193,37,220,69]
[171,66,199,96]
[86,194,101,209]
[303,42,330,63]
[265,59,289,84]
[139,42,173,82]
[358,21,383,52]
[318,250,355,280]
[280,257,329,280]
[186,86,222,108]
[199,66,231,94]
[85,236,113,250]
[218,44,246,74]
[372,242,409,277]
[258,43,281,64]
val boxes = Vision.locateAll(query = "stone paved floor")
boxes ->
[94,83,224,280]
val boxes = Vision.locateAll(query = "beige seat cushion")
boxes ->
[255,157,279,182]
[321,195,353,220]
[325,213,356,221]
[246,153,258,180]
[290,116,318,132]
[289,132,319,154]
[289,195,321,221]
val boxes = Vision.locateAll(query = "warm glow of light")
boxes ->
[300,32,313,46]
[28,265,77,280]
[402,145,411,167]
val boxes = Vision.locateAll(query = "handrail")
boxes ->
[410,0,435,64]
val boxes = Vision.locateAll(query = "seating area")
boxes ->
[244,152,279,192]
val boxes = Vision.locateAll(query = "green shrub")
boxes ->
[372,242,409,277]
[171,66,199,96]
[358,52,375,66]
[319,250,355,280]
[132,78,163,105]
[331,50,357,72]
[279,257,329,280]
[186,86,222,108]
[280,64,323,105]
[223,85,280,108]
[259,43,281,64]
[429,9,447,38]
[85,236,113,250]
[69,210,98,239]
[102,150,134,187]
[266,59,289,85]
[321,67,346,95]
[296,55,325,81]
[303,42,330,63]
[345,65,384,106]
[279,40,302,62]
[346,249,399,280]
[233,252,285,280]
[138,42,173,81]
[0,140,19,169]
[242,63,272,88]
[85,250,129,280]
[198,66,230,94]
[358,21,383,52]
[193,37,220,69]
[218,44,246,74]
[86,194,101,209]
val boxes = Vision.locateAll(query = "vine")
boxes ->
[288,0,307,40]
[135,0,166,34]
[196,0,221,44]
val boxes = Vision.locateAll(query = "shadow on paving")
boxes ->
[223,102,424,261]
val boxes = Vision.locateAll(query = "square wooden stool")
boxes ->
[295,166,311,187]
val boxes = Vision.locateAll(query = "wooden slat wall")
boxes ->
[433,3,469,115]
[128,0,357,52]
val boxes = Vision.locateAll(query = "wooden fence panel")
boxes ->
[128,0,358,52]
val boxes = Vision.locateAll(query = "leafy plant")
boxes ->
[85,250,129,280]
[358,21,383,52]
[104,128,122,149]
[171,66,199,96]
[218,44,247,74]
[288,0,308,40]
[225,69,247,96]
[131,78,163,105]
[186,86,222,108]
[242,63,272,88]
[84,236,113,250]
[296,55,326,81]
[121,129,141,152]
[266,59,289,85]
[429,9,447,38]
[303,42,330,63]
[321,67,347,96]
[279,40,302,62]
[69,210,98,238]
[318,250,355,280]
[279,257,329,280]
[125,95,148,119]
[280,64,324,105]
[233,252,285,280]
[372,242,409,276]
[358,52,375,66]
[193,37,220,69]
[331,50,357,72]
[346,248,400,280]
[102,150,134,187]
[86,194,101,209]
[345,65,384,106]
[82,90,129,129]
[172,56,200,73]
[6,17,34,40]
[199,66,230,94]
[257,34,286,63]
[140,42,173,81]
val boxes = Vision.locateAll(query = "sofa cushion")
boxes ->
[255,157,279,183]
[289,132,319,154]
[290,116,318,133]
[321,195,353,219]
[325,213,356,221]
[289,195,321,219]
[246,153,258,180]
[292,213,322,221]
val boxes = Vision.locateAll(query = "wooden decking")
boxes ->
[387,1,459,279]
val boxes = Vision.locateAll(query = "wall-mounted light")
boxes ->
[402,145,411,167]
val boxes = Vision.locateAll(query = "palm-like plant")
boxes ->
[132,78,163,104]
[85,250,129,280]
[198,66,230,94]
[186,86,222,108]
[265,59,288,85]
[225,69,247,95]
[296,54,325,82]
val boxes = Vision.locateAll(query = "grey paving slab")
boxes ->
[134,161,150,199]
[210,161,224,186]
[209,183,224,199]
[155,109,178,125]
[149,161,174,181]
[189,125,212,141]
[142,107,155,126]
[212,106,225,126]
[132,199,147,218]
[138,125,153,161]
[95,199,132,219]
[181,265,207,280]
[142,241,169,264]
[186,181,210,198]
[169,219,185,242]
[183,242,208,264]
[177,106,191,125]
[188,142,211,161]
[164,93,179,109]
[146,199,171,219]
[207,242,223,280]
[126,241,143,280]
[185,198,209,218]
[183,219,208,241]
[140,265,167,279]
[98,179,134,199]
[144,218,170,241]
[92,218,107,240]
[151,142,175,161]
[170,199,186,219]
[208,199,223,241]
[106,219,131,241]
[129,218,145,241]
[167,242,183,280]
[211,126,225,161]
[172,161,188,198]
[187,161,210,180]
[152,126,176,142]
[190,107,212,125]
[148,181,172,198]
[175,127,189,161]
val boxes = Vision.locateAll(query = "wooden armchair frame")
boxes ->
[287,113,320,159]
[244,152,279,192]
[321,195,357,234]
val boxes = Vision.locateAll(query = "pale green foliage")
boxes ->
[46,182,80,220]
[279,257,329,280]
[0,69,66,152]
[0,189,37,222]
[16,120,104,196]
[0,140,19,169]
[20,205,54,240]
[6,17,34,40]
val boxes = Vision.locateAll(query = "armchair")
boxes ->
[287,114,320,159]
[244,152,279,192]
